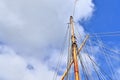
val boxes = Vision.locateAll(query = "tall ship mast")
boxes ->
[58,16,120,80]
[61,16,89,80]
[52,1,120,80]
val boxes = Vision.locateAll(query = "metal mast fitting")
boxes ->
[70,16,80,80]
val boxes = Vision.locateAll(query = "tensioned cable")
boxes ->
[100,44,120,55]
[78,53,89,80]
[84,38,111,80]
[73,0,78,17]
[87,54,113,80]
[84,52,94,80]
[90,56,104,80]
[88,37,115,79]
[86,53,107,80]
[81,48,94,80]
[82,31,120,80]
[90,31,120,37]
[100,45,118,80]
[91,34,120,37]
[91,40,119,55]
[53,24,70,80]
[87,39,101,80]
[79,49,90,80]
[91,31,120,35]
[66,24,71,80]
[87,44,107,80]
[89,40,120,62]
[89,33,119,56]
[101,47,115,79]
[88,36,117,80]
[103,49,117,80]
[75,23,83,39]
[101,51,120,62]
[78,43,92,80]
[97,42,117,80]
[94,31,120,79]
[81,32,119,80]
[83,44,104,80]
[82,40,98,80]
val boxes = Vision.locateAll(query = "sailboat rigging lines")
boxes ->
[52,16,120,80]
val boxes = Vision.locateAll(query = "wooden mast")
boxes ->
[61,35,89,80]
[60,16,89,80]
[70,16,80,80]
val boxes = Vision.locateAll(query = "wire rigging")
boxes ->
[90,31,120,37]
[83,52,93,80]
[90,57,103,80]
[89,38,120,62]
[98,43,117,80]
[73,0,78,17]
[89,35,119,80]
[53,24,70,80]
[57,14,120,80]
[78,53,89,80]
[81,35,118,80]
[87,54,114,80]
[66,24,72,80]
[90,36,115,80]
[83,43,105,80]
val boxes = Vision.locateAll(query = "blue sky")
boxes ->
[0,0,94,80]
[82,0,120,33]
[80,0,120,47]
[0,0,119,80]
[58,0,120,77]
[82,0,120,79]
[75,0,120,79]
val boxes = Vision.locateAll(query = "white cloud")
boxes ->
[0,0,94,58]
[74,0,94,20]
[0,0,94,79]
[0,44,60,80]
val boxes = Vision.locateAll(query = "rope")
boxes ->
[85,46,104,80]
[99,43,117,80]
[87,54,114,80]
[85,39,105,80]
[89,31,120,80]
[86,49,106,80]
[53,24,70,80]
[88,36,118,80]
[73,0,78,17]
[84,53,93,80]
[90,31,120,37]
[81,41,94,80]
[90,57,103,80]
[98,43,119,80]
[84,37,114,80]
[90,37,115,79]
[89,38,120,61]
[100,45,120,55]
[66,24,71,80]
[91,31,120,35]
[78,52,89,80]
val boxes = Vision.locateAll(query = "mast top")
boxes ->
[70,16,73,19]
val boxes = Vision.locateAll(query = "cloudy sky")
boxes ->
[0,0,120,80]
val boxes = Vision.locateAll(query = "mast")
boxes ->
[70,16,80,80]
[60,16,89,80]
